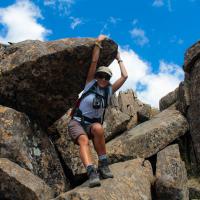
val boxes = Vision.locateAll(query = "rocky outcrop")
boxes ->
[1,37,200,200]
[0,38,117,128]
[53,158,154,200]
[155,144,189,200]
[118,89,159,129]
[183,41,200,168]
[162,41,200,175]
[106,109,188,163]
[0,105,69,195]
[0,158,54,200]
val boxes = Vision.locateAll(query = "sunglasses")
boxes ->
[96,73,111,81]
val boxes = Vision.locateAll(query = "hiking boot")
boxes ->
[98,159,114,179]
[87,165,101,188]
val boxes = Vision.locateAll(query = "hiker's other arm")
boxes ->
[112,51,128,93]
[85,35,107,85]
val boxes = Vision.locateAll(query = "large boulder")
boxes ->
[53,158,154,200]
[0,38,117,128]
[177,133,198,176]
[106,109,188,163]
[155,144,189,200]
[159,88,178,111]
[0,158,54,200]
[176,80,190,115]
[137,103,156,123]
[103,106,130,142]
[159,80,190,115]
[0,105,70,195]
[183,41,200,73]
[118,89,143,129]
[183,40,200,168]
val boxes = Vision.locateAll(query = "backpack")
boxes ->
[70,80,112,123]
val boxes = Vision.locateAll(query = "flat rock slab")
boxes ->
[155,144,189,200]
[53,158,154,200]
[106,109,189,163]
[0,38,117,128]
[0,105,69,195]
[0,158,54,200]
[159,87,178,111]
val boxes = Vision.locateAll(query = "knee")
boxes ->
[91,123,104,137]
[77,135,89,146]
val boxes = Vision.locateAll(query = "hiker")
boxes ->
[68,34,128,187]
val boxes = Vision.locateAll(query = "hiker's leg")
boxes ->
[90,123,106,155]
[77,134,93,167]
[77,134,101,187]
[90,123,114,179]
[68,120,93,167]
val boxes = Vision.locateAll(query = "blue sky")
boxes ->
[0,0,199,107]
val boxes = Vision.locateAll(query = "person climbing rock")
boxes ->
[68,34,128,187]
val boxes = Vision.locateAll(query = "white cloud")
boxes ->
[152,0,173,12]
[109,47,184,108]
[109,17,121,25]
[0,0,50,44]
[44,0,74,15]
[70,16,82,29]
[152,0,164,7]
[130,28,149,46]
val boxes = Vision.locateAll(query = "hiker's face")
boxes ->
[96,78,109,88]
[96,72,110,88]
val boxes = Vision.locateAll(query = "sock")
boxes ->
[98,154,107,161]
[86,164,94,174]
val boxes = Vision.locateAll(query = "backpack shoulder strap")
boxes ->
[80,80,97,101]
[105,84,113,107]
[100,84,113,123]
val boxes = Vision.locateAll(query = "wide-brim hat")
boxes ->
[95,66,112,77]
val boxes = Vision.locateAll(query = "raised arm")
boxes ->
[85,35,107,85]
[112,51,128,93]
